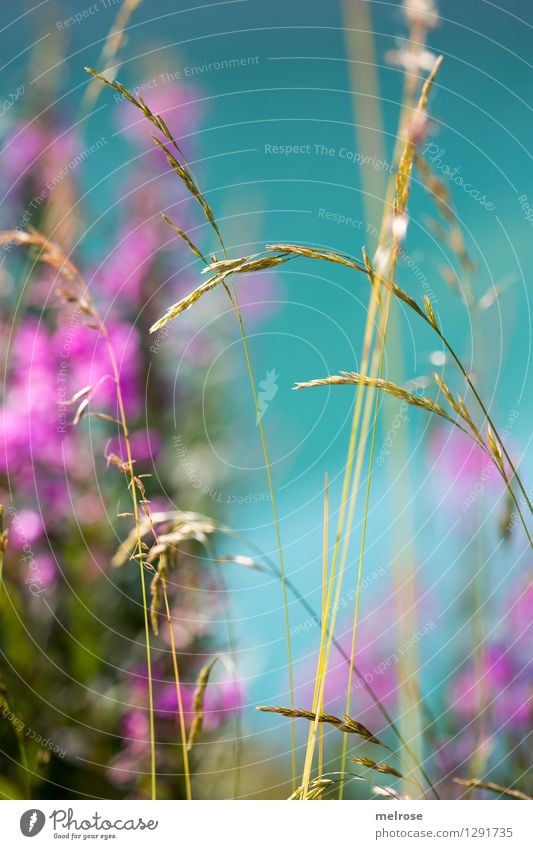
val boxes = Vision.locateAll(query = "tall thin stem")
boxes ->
[230,300,296,785]
[83,68,297,787]
[301,475,330,798]
[224,525,440,798]
[437,330,532,516]
[162,577,192,800]
[100,326,157,799]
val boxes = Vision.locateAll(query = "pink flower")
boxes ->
[10,509,44,546]
[116,83,203,154]
[451,645,531,730]
[155,675,243,732]
[107,429,161,465]
[24,553,58,592]
[296,610,400,731]
[234,272,283,324]
[1,121,80,202]
[509,580,533,642]
[427,426,506,508]
[94,223,160,302]
[122,709,150,752]
[56,319,142,418]
[1,122,47,191]
[0,319,63,478]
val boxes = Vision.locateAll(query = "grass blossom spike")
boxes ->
[85,71,297,782]
[149,254,290,332]
[257,706,386,747]
[453,778,532,801]
[82,0,143,109]
[289,778,335,800]
[161,214,208,264]
[187,658,219,752]
[295,371,459,422]
[272,236,531,543]
[2,227,159,798]
[352,757,404,779]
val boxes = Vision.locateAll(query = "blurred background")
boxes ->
[0,0,531,799]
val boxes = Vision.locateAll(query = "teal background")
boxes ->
[2,0,531,748]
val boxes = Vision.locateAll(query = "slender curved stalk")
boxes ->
[436,329,532,517]
[202,538,243,799]
[336,58,439,795]
[301,476,330,797]
[99,326,157,799]
[272,239,532,549]
[82,70,297,784]
[230,300,296,787]
[0,230,159,799]
[340,372,383,796]
[161,578,191,800]
[221,510,440,797]
[318,477,329,779]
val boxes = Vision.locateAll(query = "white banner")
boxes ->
[2,799,531,848]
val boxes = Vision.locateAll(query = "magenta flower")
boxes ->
[1,120,79,205]
[93,222,160,302]
[122,709,150,752]
[234,272,283,324]
[451,645,531,729]
[507,579,533,663]
[1,121,47,194]
[10,509,44,546]
[154,675,243,732]
[107,429,161,465]
[296,611,400,731]
[116,83,203,153]
[428,427,503,494]
[55,318,142,418]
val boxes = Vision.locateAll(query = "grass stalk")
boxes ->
[161,577,192,800]
[84,67,298,787]
[339,366,383,797]
[301,476,330,797]
[202,538,243,799]
[436,330,533,519]
[220,521,439,796]
[99,325,157,800]
[230,296,297,787]
[318,476,329,779]
[0,230,159,799]
[334,55,443,797]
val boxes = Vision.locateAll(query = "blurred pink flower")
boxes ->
[1,120,81,201]
[107,429,161,465]
[235,272,282,323]
[94,222,160,302]
[1,121,47,190]
[509,580,533,645]
[116,83,203,154]
[427,426,506,508]
[451,645,531,729]
[10,509,44,546]
[56,318,142,417]
[154,675,243,732]
[297,611,400,730]
[122,709,150,753]
[0,319,63,479]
